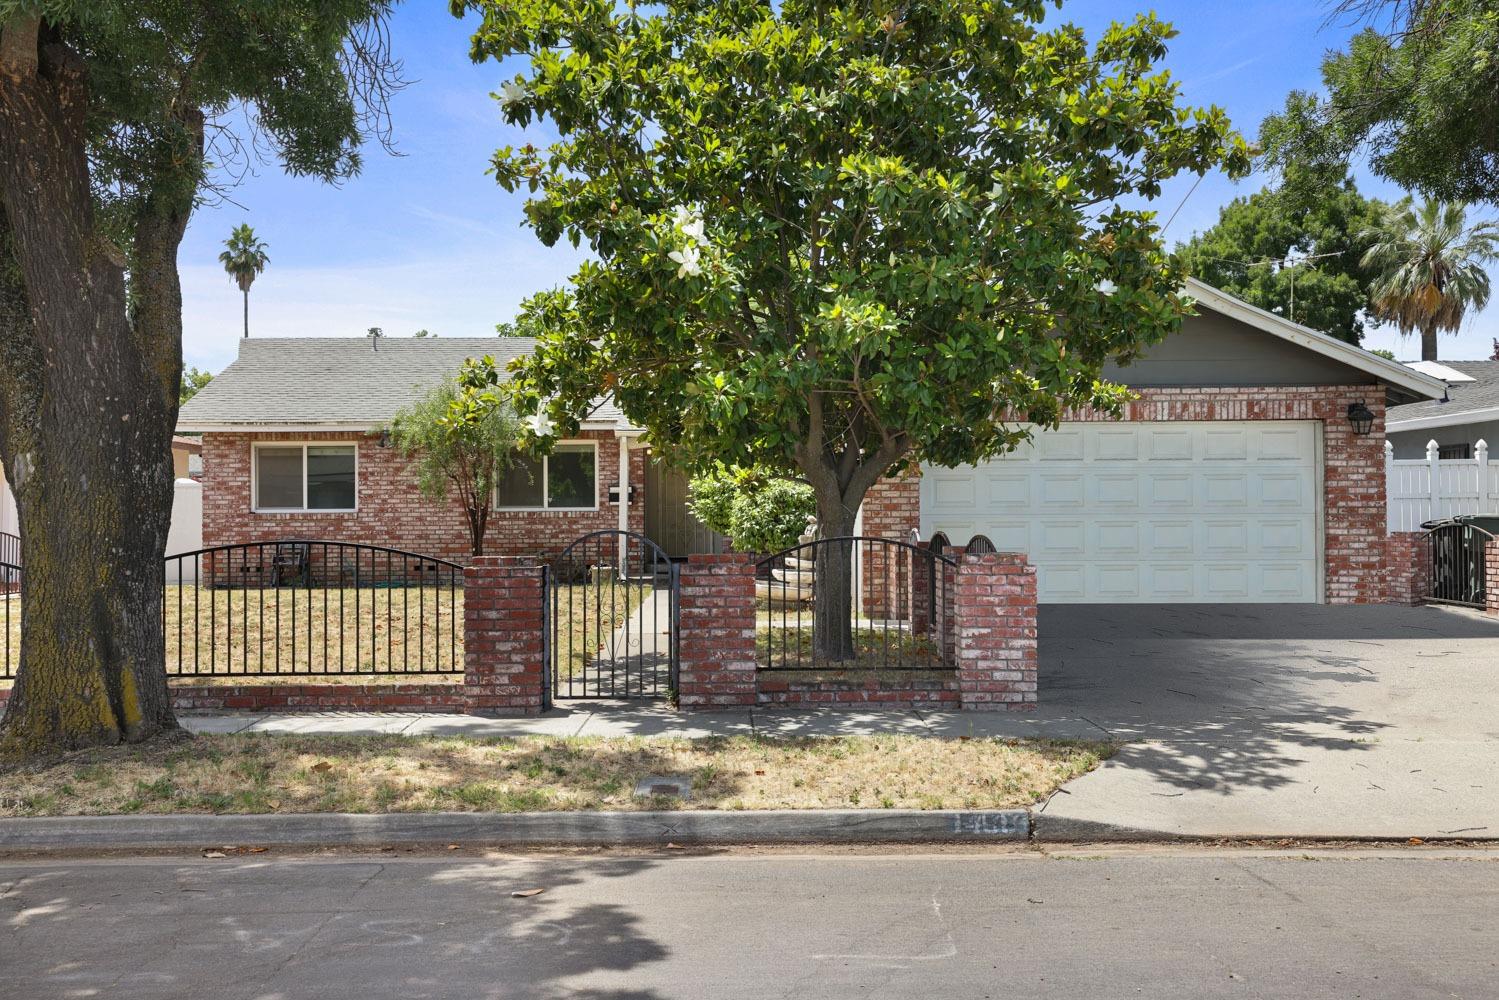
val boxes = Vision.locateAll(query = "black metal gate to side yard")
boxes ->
[1425,521,1494,608]
[547,530,678,702]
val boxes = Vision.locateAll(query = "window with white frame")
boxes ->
[253,443,357,512]
[496,442,597,510]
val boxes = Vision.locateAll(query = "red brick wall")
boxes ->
[168,683,466,713]
[1384,532,1430,606]
[1488,540,1499,617]
[859,386,1392,606]
[463,555,546,716]
[677,553,758,710]
[953,551,1038,711]
[201,429,646,564]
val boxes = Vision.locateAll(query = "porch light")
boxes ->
[378,427,391,448]
[1346,400,1375,436]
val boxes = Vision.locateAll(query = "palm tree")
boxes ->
[218,224,270,338]
[1360,199,1499,361]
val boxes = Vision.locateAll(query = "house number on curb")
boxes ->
[949,813,1026,836]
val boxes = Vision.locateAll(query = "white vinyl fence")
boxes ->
[1386,440,1499,532]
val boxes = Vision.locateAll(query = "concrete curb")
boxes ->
[0,809,1031,850]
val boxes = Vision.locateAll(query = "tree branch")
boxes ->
[0,15,37,81]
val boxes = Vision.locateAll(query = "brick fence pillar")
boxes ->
[1488,540,1499,617]
[1384,531,1431,606]
[463,555,545,716]
[953,551,1037,711]
[677,553,758,710]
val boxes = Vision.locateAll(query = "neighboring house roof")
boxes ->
[176,337,637,433]
[171,435,202,454]
[1181,278,1445,406]
[1386,361,1499,432]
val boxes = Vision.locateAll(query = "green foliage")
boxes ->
[1175,166,1384,343]
[1260,1,1499,202]
[1369,348,1397,361]
[218,224,269,293]
[387,368,522,555]
[414,328,434,338]
[1360,197,1499,360]
[495,313,547,338]
[689,470,815,553]
[178,366,212,405]
[461,0,1250,523]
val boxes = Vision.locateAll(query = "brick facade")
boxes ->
[952,551,1038,711]
[859,386,1396,605]
[1488,540,1499,618]
[677,553,758,709]
[201,429,645,564]
[1384,531,1431,606]
[463,556,546,716]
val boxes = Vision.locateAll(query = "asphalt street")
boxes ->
[3,846,1497,999]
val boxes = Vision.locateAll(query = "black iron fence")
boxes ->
[1425,521,1494,608]
[548,530,678,701]
[756,535,956,673]
[156,540,464,679]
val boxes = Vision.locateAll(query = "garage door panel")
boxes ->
[1039,564,1087,600]
[919,421,1320,603]
[1150,474,1195,506]
[1090,472,1140,507]
[1146,427,1194,461]
[1038,473,1086,507]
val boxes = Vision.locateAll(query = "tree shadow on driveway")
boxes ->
[1035,603,1499,794]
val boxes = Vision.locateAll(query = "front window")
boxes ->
[1439,443,1472,461]
[254,443,357,511]
[496,442,597,510]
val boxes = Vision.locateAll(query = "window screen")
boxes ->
[256,447,304,509]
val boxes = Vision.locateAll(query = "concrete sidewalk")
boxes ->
[179,702,1096,740]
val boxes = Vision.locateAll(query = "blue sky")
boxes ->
[178,1,1499,373]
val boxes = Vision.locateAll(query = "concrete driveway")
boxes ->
[1022,603,1499,840]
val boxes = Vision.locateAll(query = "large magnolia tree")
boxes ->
[462,0,1248,659]
[0,1,400,753]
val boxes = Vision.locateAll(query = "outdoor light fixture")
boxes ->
[378,427,391,448]
[1346,400,1375,436]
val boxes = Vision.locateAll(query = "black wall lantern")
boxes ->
[1346,400,1375,436]
[378,427,392,448]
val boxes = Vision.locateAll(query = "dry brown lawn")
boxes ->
[0,733,1111,815]
[0,583,645,686]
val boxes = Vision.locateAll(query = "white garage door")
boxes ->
[919,421,1322,603]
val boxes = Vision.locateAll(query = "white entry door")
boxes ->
[919,421,1322,603]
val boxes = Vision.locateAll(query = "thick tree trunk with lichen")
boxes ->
[0,26,184,752]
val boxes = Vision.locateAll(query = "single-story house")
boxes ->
[179,278,1444,603]
[1386,360,1499,460]
[175,336,723,564]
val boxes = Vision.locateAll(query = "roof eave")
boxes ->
[1183,278,1447,403]
[1387,405,1499,434]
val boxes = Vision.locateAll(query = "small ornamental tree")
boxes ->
[389,364,523,557]
[461,0,1249,659]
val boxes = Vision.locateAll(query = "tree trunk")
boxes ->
[1422,323,1438,362]
[0,32,182,753]
[811,492,857,662]
[243,288,249,338]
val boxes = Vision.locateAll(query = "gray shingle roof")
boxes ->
[177,337,632,430]
[1387,361,1499,425]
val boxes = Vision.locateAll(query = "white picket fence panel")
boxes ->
[1386,440,1499,532]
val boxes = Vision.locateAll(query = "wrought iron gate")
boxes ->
[547,530,678,701]
[1425,520,1494,608]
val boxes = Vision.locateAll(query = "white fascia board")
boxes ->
[1387,406,1499,433]
[1183,278,1447,401]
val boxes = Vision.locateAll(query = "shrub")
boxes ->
[688,471,814,553]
